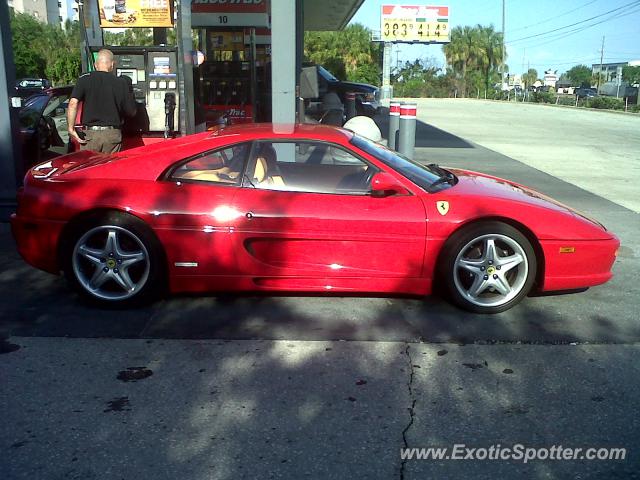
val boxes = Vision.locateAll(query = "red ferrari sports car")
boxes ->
[11,124,619,313]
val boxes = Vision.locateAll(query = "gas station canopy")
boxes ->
[303,0,365,30]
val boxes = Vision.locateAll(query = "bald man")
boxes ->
[67,49,137,153]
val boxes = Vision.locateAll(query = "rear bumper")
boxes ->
[10,213,65,274]
[539,236,620,292]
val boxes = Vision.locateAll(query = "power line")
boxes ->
[510,4,640,50]
[507,0,640,44]
[524,57,633,67]
[508,0,600,34]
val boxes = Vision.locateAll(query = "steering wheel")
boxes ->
[361,166,377,190]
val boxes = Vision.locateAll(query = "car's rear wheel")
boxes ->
[439,222,537,313]
[64,213,164,305]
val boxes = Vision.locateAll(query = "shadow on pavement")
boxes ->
[2,328,638,479]
[374,108,474,149]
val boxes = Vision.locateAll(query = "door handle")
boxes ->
[245,212,254,219]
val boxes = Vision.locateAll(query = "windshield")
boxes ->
[317,65,339,82]
[351,134,454,192]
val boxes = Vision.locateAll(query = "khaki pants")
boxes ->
[81,129,122,153]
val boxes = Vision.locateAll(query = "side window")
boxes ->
[245,141,376,195]
[171,143,249,186]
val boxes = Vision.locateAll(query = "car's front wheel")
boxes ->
[64,213,164,305]
[439,222,537,313]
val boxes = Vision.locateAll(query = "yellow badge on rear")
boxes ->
[436,201,450,216]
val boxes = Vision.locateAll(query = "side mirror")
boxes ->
[370,171,410,197]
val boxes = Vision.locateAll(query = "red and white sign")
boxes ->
[381,5,450,43]
[191,0,269,28]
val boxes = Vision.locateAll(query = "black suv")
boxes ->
[304,64,381,117]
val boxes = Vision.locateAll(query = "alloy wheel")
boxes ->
[72,225,150,301]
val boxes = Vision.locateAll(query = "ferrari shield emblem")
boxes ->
[436,201,450,216]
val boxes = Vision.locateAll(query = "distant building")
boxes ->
[7,0,79,27]
[592,60,640,84]
[543,69,558,88]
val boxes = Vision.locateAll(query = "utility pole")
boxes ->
[501,0,506,88]
[598,35,604,91]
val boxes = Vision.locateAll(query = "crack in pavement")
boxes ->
[399,343,417,480]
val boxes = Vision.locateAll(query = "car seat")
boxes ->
[253,144,285,187]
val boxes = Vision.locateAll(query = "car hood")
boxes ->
[447,168,607,230]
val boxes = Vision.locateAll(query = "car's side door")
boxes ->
[230,140,427,290]
[151,142,251,276]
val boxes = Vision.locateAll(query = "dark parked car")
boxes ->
[304,63,381,117]
[18,86,73,169]
[575,87,598,99]
[15,78,52,100]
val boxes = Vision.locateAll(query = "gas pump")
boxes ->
[89,46,180,148]
[193,27,271,127]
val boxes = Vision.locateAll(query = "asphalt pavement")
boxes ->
[2,102,639,479]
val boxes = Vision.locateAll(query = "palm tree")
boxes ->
[444,25,505,97]
[522,68,538,89]
[475,25,504,93]
[443,26,482,97]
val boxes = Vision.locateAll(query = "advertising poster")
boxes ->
[98,0,173,28]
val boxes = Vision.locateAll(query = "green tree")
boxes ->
[475,25,504,93]
[304,24,381,84]
[443,26,478,97]
[43,20,82,84]
[443,24,504,97]
[10,12,81,85]
[10,11,48,79]
[104,28,154,46]
[622,65,640,84]
[391,58,454,98]
[522,68,538,88]
[565,64,592,87]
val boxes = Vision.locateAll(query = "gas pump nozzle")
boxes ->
[164,92,176,139]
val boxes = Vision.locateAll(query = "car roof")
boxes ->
[211,123,355,143]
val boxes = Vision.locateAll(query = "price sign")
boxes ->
[381,5,449,43]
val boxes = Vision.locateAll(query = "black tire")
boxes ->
[62,212,165,307]
[438,221,537,314]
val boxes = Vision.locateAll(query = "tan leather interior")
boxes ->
[179,169,235,183]
[269,175,285,186]
[254,156,267,183]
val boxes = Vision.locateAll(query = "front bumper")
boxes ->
[539,236,620,291]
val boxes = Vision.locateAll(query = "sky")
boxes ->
[349,0,640,75]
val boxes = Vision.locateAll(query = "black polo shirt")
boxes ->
[71,71,136,128]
